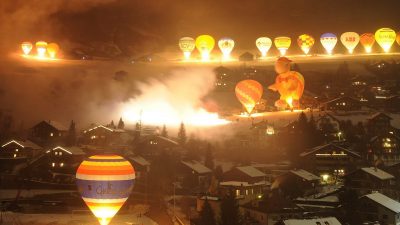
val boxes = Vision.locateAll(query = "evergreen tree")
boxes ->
[219,192,243,225]
[214,165,224,181]
[66,120,76,146]
[204,144,215,170]
[178,122,187,145]
[161,124,168,137]
[199,199,217,225]
[109,120,116,129]
[117,117,125,129]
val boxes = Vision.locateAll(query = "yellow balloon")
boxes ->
[21,42,33,55]
[274,37,291,56]
[35,41,48,58]
[47,43,60,59]
[375,28,396,53]
[195,35,215,61]
[179,37,195,60]
[256,37,272,57]
[340,32,360,54]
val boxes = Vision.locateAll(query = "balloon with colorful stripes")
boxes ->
[235,79,263,114]
[76,155,135,225]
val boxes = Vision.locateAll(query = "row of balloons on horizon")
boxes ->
[20,41,60,59]
[179,28,400,61]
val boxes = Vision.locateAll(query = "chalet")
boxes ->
[223,166,267,184]
[135,135,180,156]
[315,113,341,140]
[277,217,342,225]
[368,132,400,166]
[241,196,304,225]
[129,155,150,179]
[82,125,125,146]
[344,167,396,198]
[272,169,320,197]
[367,112,395,136]
[31,120,68,146]
[239,52,254,62]
[0,139,43,172]
[179,160,212,190]
[358,192,400,225]
[46,146,85,182]
[320,96,362,111]
[300,143,361,180]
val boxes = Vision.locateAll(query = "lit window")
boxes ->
[60,163,64,167]
[235,189,240,196]
[15,149,18,152]
[13,154,17,158]
[52,162,55,167]
[55,152,58,155]
[50,133,54,137]
[59,152,62,156]
[245,190,249,195]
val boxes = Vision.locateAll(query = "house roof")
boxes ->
[322,96,361,105]
[181,160,212,174]
[361,167,395,180]
[236,166,266,178]
[364,192,400,213]
[38,120,68,131]
[50,146,85,155]
[283,217,341,225]
[1,139,42,150]
[300,143,361,158]
[290,169,320,181]
[83,125,125,133]
[130,156,150,166]
[220,180,270,187]
[368,112,393,120]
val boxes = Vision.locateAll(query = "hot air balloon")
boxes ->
[35,41,48,58]
[297,34,315,55]
[375,28,396,53]
[360,33,375,53]
[21,42,33,55]
[235,80,263,114]
[179,37,195,60]
[195,35,215,61]
[396,32,400,46]
[320,33,337,55]
[256,37,272,58]
[340,32,360,54]
[218,37,235,60]
[76,155,135,225]
[274,36,291,56]
[47,43,60,59]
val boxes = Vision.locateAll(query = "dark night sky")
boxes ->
[1,0,400,52]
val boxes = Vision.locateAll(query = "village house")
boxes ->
[368,132,400,166]
[272,169,320,197]
[357,192,400,225]
[128,155,150,180]
[31,120,68,146]
[178,160,212,191]
[300,143,362,181]
[81,125,126,147]
[344,167,397,198]
[135,134,180,157]
[0,139,43,173]
[366,112,395,136]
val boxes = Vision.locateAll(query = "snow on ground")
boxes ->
[1,211,158,225]
[0,189,75,200]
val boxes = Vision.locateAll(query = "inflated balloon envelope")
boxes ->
[76,155,136,225]
[235,79,263,114]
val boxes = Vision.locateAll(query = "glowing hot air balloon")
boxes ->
[47,43,60,59]
[218,37,235,60]
[320,33,337,55]
[76,155,135,225]
[340,32,360,54]
[235,80,263,114]
[396,32,400,47]
[274,36,291,56]
[256,37,272,58]
[375,28,396,53]
[195,35,215,61]
[297,34,315,55]
[21,42,33,55]
[360,33,375,53]
[179,37,195,60]
[35,41,48,58]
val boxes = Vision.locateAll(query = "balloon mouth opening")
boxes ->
[278,49,287,56]
[201,52,210,61]
[183,52,191,59]
[286,97,294,108]
[365,48,372,53]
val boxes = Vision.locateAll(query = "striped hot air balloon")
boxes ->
[297,34,315,55]
[360,33,375,53]
[235,80,263,114]
[76,155,135,225]
[320,33,337,55]
[396,32,400,46]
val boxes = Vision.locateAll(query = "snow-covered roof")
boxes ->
[50,146,85,155]
[364,192,400,213]
[368,112,392,120]
[130,156,150,166]
[290,169,320,181]
[1,139,42,150]
[83,125,125,133]
[181,160,212,174]
[157,136,179,146]
[220,180,270,187]
[236,166,266,178]
[283,217,341,225]
[361,167,394,180]
[300,143,361,158]
[46,120,68,131]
